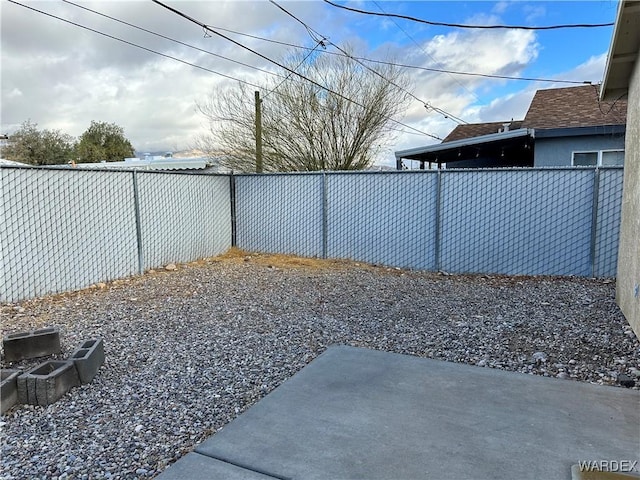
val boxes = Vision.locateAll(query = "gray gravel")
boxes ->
[1,254,639,479]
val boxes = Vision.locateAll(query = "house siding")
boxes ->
[617,53,640,338]
[533,135,626,167]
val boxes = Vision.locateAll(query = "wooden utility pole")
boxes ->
[255,91,263,173]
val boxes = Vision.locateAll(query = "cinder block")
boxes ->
[1,369,21,414]
[71,339,105,384]
[17,361,80,406]
[3,327,61,362]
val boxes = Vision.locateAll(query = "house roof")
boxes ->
[443,121,523,142]
[601,0,640,101]
[395,84,628,163]
[439,85,627,146]
[522,84,626,129]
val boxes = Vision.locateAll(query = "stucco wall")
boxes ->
[616,55,640,338]
[534,135,626,167]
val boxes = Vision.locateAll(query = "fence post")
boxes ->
[589,167,601,278]
[322,172,328,259]
[434,169,442,272]
[131,171,144,275]
[230,172,237,248]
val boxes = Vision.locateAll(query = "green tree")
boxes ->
[196,47,411,172]
[76,121,135,163]
[2,120,76,165]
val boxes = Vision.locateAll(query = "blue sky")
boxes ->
[0,1,620,166]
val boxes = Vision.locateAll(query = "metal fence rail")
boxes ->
[0,165,624,303]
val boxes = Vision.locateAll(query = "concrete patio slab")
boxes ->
[160,346,640,480]
[157,452,280,479]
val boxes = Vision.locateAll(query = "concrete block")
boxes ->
[1,369,21,414]
[17,361,80,406]
[2,327,61,362]
[70,339,104,384]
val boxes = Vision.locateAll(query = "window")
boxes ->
[572,150,624,167]
[573,152,598,166]
[602,150,625,166]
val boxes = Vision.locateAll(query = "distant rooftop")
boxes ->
[440,85,627,144]
[443,121,523,143]
[522,84,627,129]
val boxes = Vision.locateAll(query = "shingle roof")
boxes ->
[521,84,627,129]
[440,85,627,144]
[442,121,522,142]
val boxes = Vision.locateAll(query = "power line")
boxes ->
[61,0,286,81]
[267,0,467,125]
[263,40,325,99]
[323,0,615,30]
[7,0,266,90]
[6,0,441,144]
[7,0,437,141]
[372,0,479,103]
[202,23,591,85]
[152,0,442,140]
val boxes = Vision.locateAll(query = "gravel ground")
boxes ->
[1,252,639,479]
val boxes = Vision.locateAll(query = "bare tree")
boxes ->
[196,48,411,172]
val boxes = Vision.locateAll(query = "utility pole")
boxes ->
[255,91,263,173]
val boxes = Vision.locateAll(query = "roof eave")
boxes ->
[534,124,626,138]
[395,128,533,160]
[601,0,640,101]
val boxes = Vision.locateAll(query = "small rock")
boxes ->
[97,282,107,289]
[134,425,143,433]
[617,374,635,388]
[628,367,640,378]
[531,351,547,363]
[135,468,148,476]
[477,359,487,367]
[556,372,570,379]
[147,269,156,274]
[568,359,577,365]
[165,264,177,271]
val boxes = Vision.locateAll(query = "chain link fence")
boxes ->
[136,172,231,270]
[235,167,624,278]
[1,167,231,302]
[1,165,623,302]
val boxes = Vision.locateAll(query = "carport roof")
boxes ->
[395,128,532,161]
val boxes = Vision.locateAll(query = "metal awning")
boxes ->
[395,128,534,162]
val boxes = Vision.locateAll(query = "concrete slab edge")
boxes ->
[194,450,291,480]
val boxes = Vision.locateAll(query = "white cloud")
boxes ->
[7,88,23,99]
[0,0,612,167]
[0,0,324,151]
[492,2,510,15]
[523,5,547,23]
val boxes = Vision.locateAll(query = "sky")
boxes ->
[0,0,620,167]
